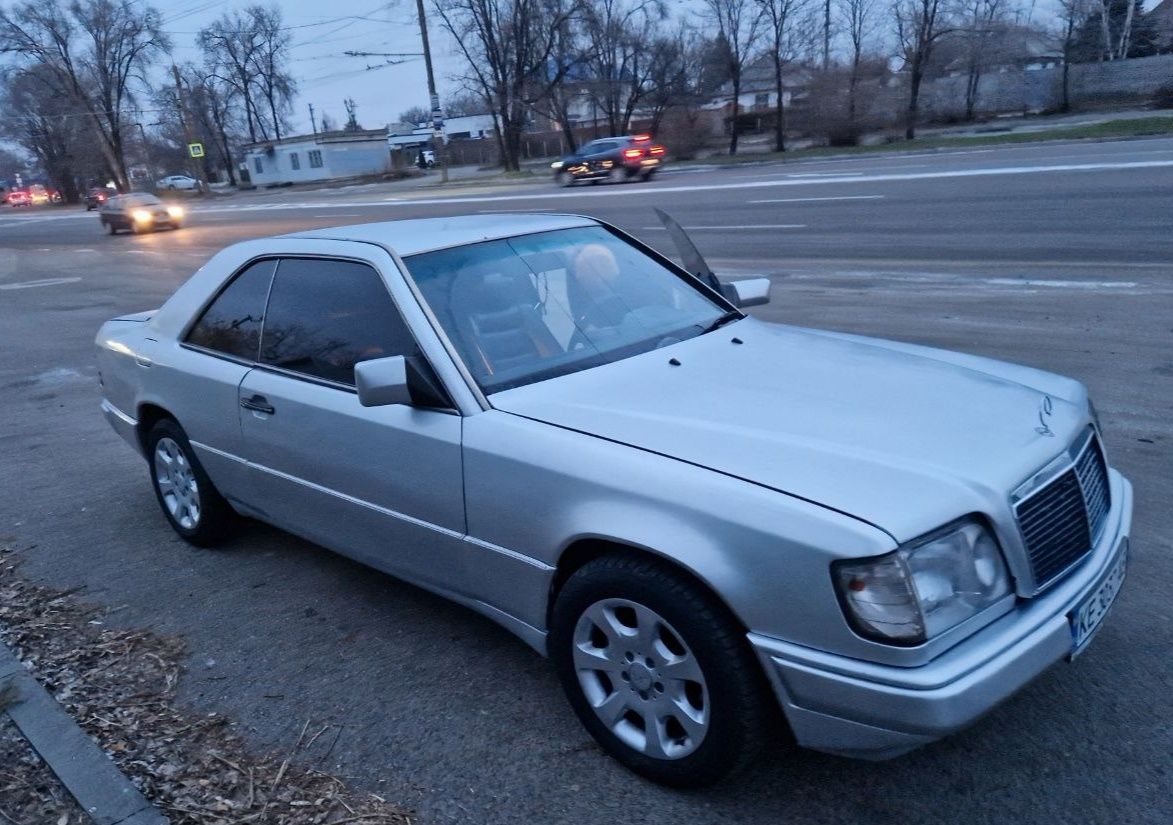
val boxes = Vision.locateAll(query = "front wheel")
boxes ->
[550,555,773,786]
[146,418,235,546]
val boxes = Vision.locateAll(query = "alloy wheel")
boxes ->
[572,598,710,759]
[153,436,201,529]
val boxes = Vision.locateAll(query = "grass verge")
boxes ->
[683,116,1173,167]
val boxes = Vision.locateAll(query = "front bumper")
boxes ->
[751,470,1133,759]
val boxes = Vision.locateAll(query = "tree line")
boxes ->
[0,0,298,198]
[1,0,1167,195]
[432,0,1169,168]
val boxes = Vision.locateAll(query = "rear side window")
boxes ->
[185,259,277,360]
[260,258,416,385]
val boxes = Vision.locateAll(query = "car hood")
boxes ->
[490,318,1090,542]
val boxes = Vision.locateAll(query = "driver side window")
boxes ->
[260,258,417,386]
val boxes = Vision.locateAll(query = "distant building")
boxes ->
[240,129,390,186]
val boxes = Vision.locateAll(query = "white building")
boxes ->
[241,129,390,186]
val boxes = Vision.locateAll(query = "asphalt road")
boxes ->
[2,138,1171,824]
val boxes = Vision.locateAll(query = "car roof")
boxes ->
[285,213,598,257]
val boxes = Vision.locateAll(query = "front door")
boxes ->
[237,256,466,589]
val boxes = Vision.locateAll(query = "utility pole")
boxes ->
[308,103,318,135]
[412,0,447,183]
[171,64,210,194]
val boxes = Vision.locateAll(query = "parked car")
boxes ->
[156,174,202,191]
[99,193,184,234]
[85,187,114,211]
[551,134,666,185]
[4,189,30,207]
[95,213,1131,786]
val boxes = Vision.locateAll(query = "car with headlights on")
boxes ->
[551,134,666,185]
[94,213,1132,786]
[99,193,185,234]
[5,188,31,207]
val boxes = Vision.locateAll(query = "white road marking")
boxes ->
[0,277,83,290]
[749,195,885,204]
[641,224,807,231]
[983,278,1138,289]
[368,158,1173,206]
[313,214,363,217]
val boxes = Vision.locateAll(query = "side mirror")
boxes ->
[722,277,771,308]
[355,356,412,407]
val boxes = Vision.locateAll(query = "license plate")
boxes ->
[1069,541,1127,658]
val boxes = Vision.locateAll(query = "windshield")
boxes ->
[121,194,162,207]
[404,226,730,393]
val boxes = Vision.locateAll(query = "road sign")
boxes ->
[188,142,205,159]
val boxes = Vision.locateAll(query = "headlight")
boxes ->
[550,160,564,170]
[833,518,1012,644]
[131,209,153,222]
[166,206,184,219]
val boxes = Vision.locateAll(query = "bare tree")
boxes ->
[894,0,954,139]
[838,0,880,137]
[198,6,294,144]
[957,0,1011,120]
[0,0,169,191]
[1,67,87,200]
[581,0,668,135]
[643,26,694,133]
[155,65,239,184]
[704,0,765,154]
[755,0,810,152]
[432,0,582,171]
[1057,0,1093,110]
[398,105,430,126]
[247,6,295,141]
[199,12,265,142]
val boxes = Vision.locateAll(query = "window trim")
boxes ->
[180,256,279,362]
[181,252,457,410]
[259,256,422,388]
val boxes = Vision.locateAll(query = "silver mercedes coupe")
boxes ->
[95,213,1132,786]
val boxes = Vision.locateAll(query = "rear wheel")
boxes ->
[641,169,657,182]
[550,554,773,786]
[146,418,235,546]
[105,220,117,235]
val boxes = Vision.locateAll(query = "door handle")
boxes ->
[240,394,275,415]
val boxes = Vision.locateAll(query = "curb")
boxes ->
[0,643,169,825]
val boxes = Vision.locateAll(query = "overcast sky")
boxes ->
[157,0,472,135]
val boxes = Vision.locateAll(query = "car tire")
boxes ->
[106,221,117,235]
[146,418,235,547]
[550,554,774,787]
[556,171,572,188]
[641,169,657,182]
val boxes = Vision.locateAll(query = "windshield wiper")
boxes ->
[698,310,743,335]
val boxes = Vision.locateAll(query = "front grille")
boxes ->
[1016,434,1111,590]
